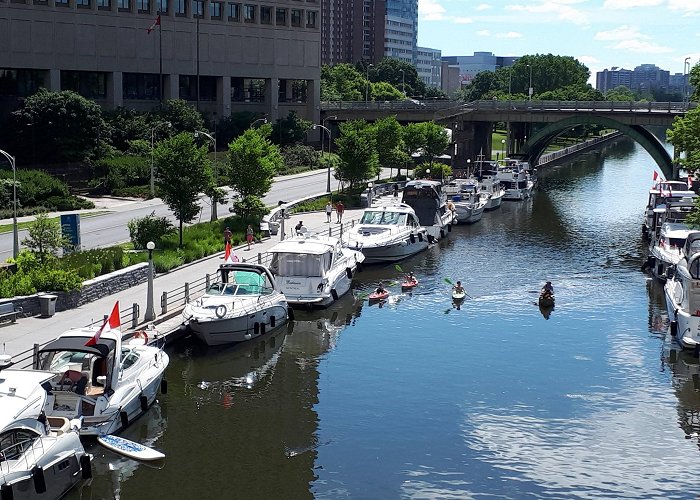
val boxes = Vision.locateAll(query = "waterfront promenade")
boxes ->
[0,207,364,361]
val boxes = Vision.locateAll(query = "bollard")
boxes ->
[131,303,139,329]
[258,253,262,264]
[161,291,168,315]
[205,273,210,289]
[329,226,332,236]
[340,224,343,237]
[184,283,190,304]
[32,343,40,368]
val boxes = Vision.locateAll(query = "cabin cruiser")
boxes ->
[0,406,91,500]
[444,180,488,224]
[495,159,534,200]
[665,232,700,350]
[183,263,288,346]
[13,328,170,436]
[342,203,429,263]
[643,180,696,240]
[646,196,696,280]
[401,179,456,241]
[267,234,365,307]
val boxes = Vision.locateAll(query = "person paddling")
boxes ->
[453,281,465,294]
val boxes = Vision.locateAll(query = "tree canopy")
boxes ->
[227,125,283,198]
[334,120,380,190]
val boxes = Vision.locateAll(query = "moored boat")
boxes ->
[664,232,700,350]
[643,180,696,240]
[401,179,456,241]
[474,158,505,210]
[496,159,534,200]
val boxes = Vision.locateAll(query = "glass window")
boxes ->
[0,69,46,97]
[260,5,271,24]
[193,0,203,17]
[175,0,186,15]
[123,73,161,100]
[55,0,69,5]
[117,0,130,9]
[178,75,217,102]
[97,0,110,8]
[306,10,317,27]
[210,1,222,18]
[137,0,149,11]
[227,2,240,20]
[158,0,167,12]
[291,8,301,26]
[231,77,265,102]
[244,4,255,22]
[61,71,107,99]
[275,7,286,25]
[76,0,90,7]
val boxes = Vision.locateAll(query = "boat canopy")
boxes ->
[360,210,408,225]
[269,252,332,277]
[38,336,116,359]
[683,232,700,258]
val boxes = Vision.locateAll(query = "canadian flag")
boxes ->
[86,301,120,346]
[689,175,694,189]
[653,170,659,182]
[224,242,239,264]
[147,14,161,34]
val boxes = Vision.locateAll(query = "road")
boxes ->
[0,168,390,261]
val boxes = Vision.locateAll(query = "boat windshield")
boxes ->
[360,211,408,225]
[269,251,331,277]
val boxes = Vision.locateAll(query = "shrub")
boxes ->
[60,247,128,279]
[280,144,320,172]
[231,195,269,222]
[0,169,68,207]
[92,154,150,193]
[127,213,175,250]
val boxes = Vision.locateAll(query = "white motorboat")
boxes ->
[646,196,696,280]
[665,232,700,350]
[444,180,488,224]
[268,234,365,307]
[0,405,91,500]
[183,263,289,346]
[643,180,696,240]
[22,327,169,436]
[496,159,534,200]
[474,160,505,210]
[401,179,456,241]
[342,203,429,264]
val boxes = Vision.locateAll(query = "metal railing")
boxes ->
[537,131,623,165]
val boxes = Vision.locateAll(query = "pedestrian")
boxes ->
[246,224,254,250]
[325,201,333,223]
[393,183,399,198]
[336,201,345,223]
[223,226,232,245]
[295,220,303,235]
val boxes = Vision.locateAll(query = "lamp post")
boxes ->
[144,241,156,322]
[251,117,268,128]
[150,121,171,197]
[501,138,506,159]
[527,64,533,101]
[365,63,374,102]
[508,66,512,99]
[399,69,406,97]
[684,57,691,107]
[466,158,471,178]
[367,182,373,207]
[313,124,332,192]
[0,149,18,259]
[195,130,218,221]
[425,168,431,180]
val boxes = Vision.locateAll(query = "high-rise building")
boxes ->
[596,64,672,94]
[383,0,418,65]
[441,52,518,85]
[595,67,632,93]
[0,0,321,123]
[321,0,385,66]
[416,47,441,88]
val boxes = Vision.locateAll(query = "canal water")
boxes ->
[72,138,700,499]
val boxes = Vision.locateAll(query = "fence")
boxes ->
[537,131,623,166]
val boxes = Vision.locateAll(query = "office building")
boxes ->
[321,0,385,66]
[0,0,321,123]
[441,52,518,85]
[416,46,441,88]
[595,67,632,93]
[383,0,417,65]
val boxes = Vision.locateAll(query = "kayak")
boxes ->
[369,291,390,301]
[538,293,555,308]
[452,291,466,300]
[401,279,418,290]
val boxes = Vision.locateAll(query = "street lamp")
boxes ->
[365,63,374,102]
[425,168,431,180]
[399,69,406,97]
[195,130,218,221]
[312,124,332,193]
[144,241,156,322]
[501,138,506,159]
[527,64,533,101]
[0,149,18,259]
[150,121,171,197]
[466,158,471,177]
[250,117,268,128]
[684,57,691,106]
[508,66,512,99]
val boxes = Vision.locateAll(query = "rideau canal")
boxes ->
[71,136,700,499]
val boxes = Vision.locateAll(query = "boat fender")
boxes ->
[215,305,227,319]
[160,379,168,394]
[120,410,129,429]
[32,466,46,494]
[440,229,445,239]
[254,322,260,335]
[260,323,266,336]
[427,234,434,244]
[270,316,276,328]
[418,233,424,242]
[287,307,295,320]
[1,483,13,500]
[80,454,92,479]
[410,233,416,244]
[133,330,149,345]
[357,263,363,272]
[139,394,148,412]
[447,224,452,233]
[331,289,339,301]
[346,268,353,279]
[670,321,678,337]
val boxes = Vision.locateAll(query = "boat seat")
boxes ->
[47,416,70,436]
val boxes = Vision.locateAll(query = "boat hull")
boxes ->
[484,192,504,210]
[356,239,429,264]
[282,274,352,307]
[189,305,289,346]
[664,280,700,349]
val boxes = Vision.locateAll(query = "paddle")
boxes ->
[444,278,473,299]
[394,264,404,273]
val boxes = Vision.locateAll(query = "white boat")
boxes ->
[444,180,488,224]
[474,160,505,210]
[21,327,169,436]
[643,180,696,241]
[183,263,289,346]
[267,234,365,307]
[0,408,91,500]
[342,203,430,264]
[646,196,696,280]
[664,232,700,350]
[401,179,456,241]
[496,159,534,200]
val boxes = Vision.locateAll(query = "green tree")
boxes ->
[367,58,427,98]
[271,111,312,146]
[216,112,265,147]
[334,120,380,190]
[154,133,212,246]
[9,89,110,163]
[414,162,452,180]
[424,87,448,99]
[321,64,367,101]
[372,117,404,175]
[605,85,637,101]
[668,107,700,173]
[370,82,405,101]
[421,122,451,165]
[690,63,700,102]
[103,107,150,151]
[537,83,604,101]
[22,213,68,262]
[151,99,205,135]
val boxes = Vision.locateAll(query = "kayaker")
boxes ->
[375,283,388,295]
[405,272,416,283]
[453,281,465,294]
[542,281,554,295]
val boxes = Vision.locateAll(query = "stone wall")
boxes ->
[0,263,148,317]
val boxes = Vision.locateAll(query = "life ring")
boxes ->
[215,305,227,318]
[132,330,149,345]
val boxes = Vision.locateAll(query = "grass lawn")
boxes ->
[0,211,110,234]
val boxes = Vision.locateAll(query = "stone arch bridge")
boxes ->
[321,100,694,179]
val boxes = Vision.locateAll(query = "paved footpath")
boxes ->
[0,207,364,362]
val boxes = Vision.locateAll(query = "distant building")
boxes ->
[383,0,418,65]
[441,52,519,85]
[321,0,386,66]
[596,64,674,94]
[595,67,632,93]
[416,47,441,89]
[441,62,460,95]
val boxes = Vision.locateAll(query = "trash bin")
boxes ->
[268,221,280,235]
[39,294,58,318]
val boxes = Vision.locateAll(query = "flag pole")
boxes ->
[159,12,163,105]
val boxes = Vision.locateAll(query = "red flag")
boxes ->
[689,175,694,189]
[653,170,659,182]
[147,14,161,34]
[86,301,120,346]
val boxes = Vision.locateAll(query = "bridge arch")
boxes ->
[524,115,675,179]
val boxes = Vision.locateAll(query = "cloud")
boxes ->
[453,17,473,24]
[594,25,646,41]
[613,39,673,53]
[602,0,663,8]
[507,0,589,25]
[476,29,491,36]
[418,0,446,20]
[668,0,700,16]
[496,31,523,39]
[475,3,491,10]
[594,25,672,53]
[576,55,600,65]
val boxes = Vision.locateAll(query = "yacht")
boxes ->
[665,232,700,350]
[23,327,169,436]
[443,180,488,224]
[643,180,696,241]
[401,179,456,241]
[647,197,696,280]
[268,234,365,307]
[182,262,289,346]
[342,203,429,263]
[474,160,505,210]
[496,159,534,200]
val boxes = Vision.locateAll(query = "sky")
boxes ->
[416,0,700,84]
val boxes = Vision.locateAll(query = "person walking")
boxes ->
[325,201,333,223]
[246,224,254,250]
[393,183,399,198]
[336,201,345,223]
[223,226,232,245]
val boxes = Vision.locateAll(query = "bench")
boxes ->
[0,302,23,324]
